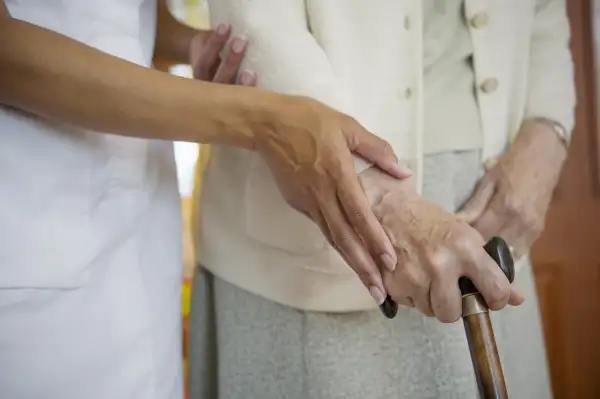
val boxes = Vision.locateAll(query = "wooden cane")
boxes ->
[458,236,514,399]
[379,237,515,399]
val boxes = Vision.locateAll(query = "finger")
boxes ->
[213,36,247,84]
[495,221,530,261]
[508,285,525,306]
[472,203,507,241]
[456,176,496,224]
[396,296,415,308]
[411,288,434,318]
[336,169,397,272]
[308,209,335,248]
[345,124,413,179]
[430,273,462,323]
[466,251,512,311]
[311,207,387,306]
[383,264,421,310]
[388,264,433,317]
[192,25,230,80]
[319,193,387,305]
[237,69,257,87]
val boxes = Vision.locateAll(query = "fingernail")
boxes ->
[231,36,247,54]
[392,162,413,178]
[381,253,396,272]
[216,23,230,36]
[369,286,386,305]
[238,69,256,86]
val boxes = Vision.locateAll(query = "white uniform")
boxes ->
[0,1,183,398]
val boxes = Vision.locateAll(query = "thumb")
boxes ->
[349,128,413,179]
[456,176,496,223]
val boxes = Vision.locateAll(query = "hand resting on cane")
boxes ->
[457,120,568,260]
[358,167,525,323]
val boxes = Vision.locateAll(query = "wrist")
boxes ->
[517,119,568,163]
[358,166,417,207]
[525,117,569,148]
[199,83,290,150]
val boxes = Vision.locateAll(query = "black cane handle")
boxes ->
[459,236,515,297]
[380,237,515,319]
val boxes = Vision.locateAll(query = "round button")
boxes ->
[470,12,489,29]
[404,87,413,100]
[484,157,498,170]
[480,78,499,93]
[404,15,411,30]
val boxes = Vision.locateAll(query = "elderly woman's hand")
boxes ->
[457,120,568,259]
[358,168,524,322]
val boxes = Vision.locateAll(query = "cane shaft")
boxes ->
[462,310,507,399]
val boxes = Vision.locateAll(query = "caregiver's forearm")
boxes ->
[155,0,198,65]
[0,15,278,149]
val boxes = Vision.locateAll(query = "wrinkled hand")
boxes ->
[259,97,412,304]
[189,24,256,86]
[457,121,568,259]
[358,167,524,322]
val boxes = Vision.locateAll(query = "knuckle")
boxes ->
[330,232,352,250]
[403,269,428,291]
[503,196,522,215]
[452,234,475,254]
[425,247,450,274]
[526,214,545,236]
[379,140,394,157]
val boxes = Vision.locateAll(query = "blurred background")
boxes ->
[154,1,600,398]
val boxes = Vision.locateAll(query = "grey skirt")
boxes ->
[188,151,552,399]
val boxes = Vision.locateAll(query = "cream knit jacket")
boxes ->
[196,0,575,312]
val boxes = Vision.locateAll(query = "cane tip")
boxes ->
[380,295,398,319]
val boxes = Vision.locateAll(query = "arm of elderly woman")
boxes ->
[358,168,524,323]
[362,0,572,321]
[457,0,575,259]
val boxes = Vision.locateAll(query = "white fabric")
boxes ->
[422,0,483,154]
[197,0,576,312]
[0,1,183,398]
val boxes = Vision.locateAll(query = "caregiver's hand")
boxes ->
[189,24,256,86]
[457,120,567,259]
[358,167,524,322]
[258,97,412,304]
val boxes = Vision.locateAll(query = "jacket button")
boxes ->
[484,157,498,170]
[404,87,413,100]
[480,78,499,93]
[404,15,411,30]
[470,12,489,29]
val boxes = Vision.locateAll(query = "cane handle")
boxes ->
[459,236,515,296]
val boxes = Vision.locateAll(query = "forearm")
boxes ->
[208,0,372,172]
[525,0,575,143]
[0,16,280,148]
[154,0,198,65]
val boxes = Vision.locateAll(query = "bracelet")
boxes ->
[528,117,569,148]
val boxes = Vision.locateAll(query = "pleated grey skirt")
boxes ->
[188,151,552,399]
